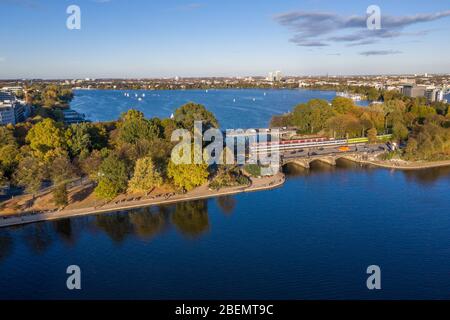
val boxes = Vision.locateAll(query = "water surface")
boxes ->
[1,161,449,299]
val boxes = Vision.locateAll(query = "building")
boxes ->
[402,84,426,98]
[0,91,27,125]
[267,71,283,82]
[1,86,22,95]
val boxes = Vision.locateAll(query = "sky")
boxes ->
[0,0,449,79]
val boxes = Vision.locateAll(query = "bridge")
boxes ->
[281,149,385,168]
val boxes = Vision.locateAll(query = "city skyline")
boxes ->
[1,0,450,79]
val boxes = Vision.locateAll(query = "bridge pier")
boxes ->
[290,159,310,169]
[315,157,336,166]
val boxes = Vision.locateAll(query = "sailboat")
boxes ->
[233,98,236,103]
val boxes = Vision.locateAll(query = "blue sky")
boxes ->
[0,0,449,78]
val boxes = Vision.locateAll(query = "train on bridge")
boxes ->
[249,135,391,153]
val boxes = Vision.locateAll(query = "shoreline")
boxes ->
[0,173,285,229]
[345,157,450,170]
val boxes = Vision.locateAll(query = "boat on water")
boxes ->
[233,98,236,103]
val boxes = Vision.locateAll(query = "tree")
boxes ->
[367,127,378,144]
[331,97,356,115]
[50,156,77,185]
[52,183,69,207]
[167,144,209,191]
[94,155,128,200]
[168,161,209,191]
[128,157,163,193]
[26,118,65,157]
[0,126,16,148]
[292,99,333,134]
[13,157,45,194]
[404,138,418,159]
[116,110,161,145]
[174,102,219,131]
[0,169,5,186]
[65,123,92,157]
[392,122,409,141]
[0,144,20,176]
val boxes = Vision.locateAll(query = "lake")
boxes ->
[70,88,369,129]
[0,89,449,299]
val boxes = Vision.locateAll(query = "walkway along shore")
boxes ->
[0,173,285,228]
[342,156,450,171]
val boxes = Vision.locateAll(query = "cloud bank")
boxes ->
[275,10,450,47]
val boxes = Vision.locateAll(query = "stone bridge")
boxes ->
[281,152,384,169]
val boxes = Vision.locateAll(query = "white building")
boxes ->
[267,71,283,82]
[0,91,27,125]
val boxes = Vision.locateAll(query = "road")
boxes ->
[280,143,388,160]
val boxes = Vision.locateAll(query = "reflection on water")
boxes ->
[216,196,236,215]
[0,233,13,263]
[283,159,450,188]
[171,201,210,238]
[402,166,450,185]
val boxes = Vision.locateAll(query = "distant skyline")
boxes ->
[1,0,450,79]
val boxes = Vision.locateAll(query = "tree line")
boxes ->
[271,91,450,160]
[0,97,250,209]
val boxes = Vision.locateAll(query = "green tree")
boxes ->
[367,127,378,144]
[13,157,45,194]
[404,138,418,159]
[392,122,409,141]
[331,97,356,115]
[128,157,163,193]
[167,144,209,191]
[0,144,20,176]
[292,99,333,134]
[52,183,69,207]
[65,123,92,157]
[0,126,16,148]
[116,109,161,145]
[26,118,65,156]
[94,155,128,200]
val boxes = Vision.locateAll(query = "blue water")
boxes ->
[0,89,449,300]
[70,89,341,129]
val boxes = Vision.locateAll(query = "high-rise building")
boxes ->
[402,84,426,98]
[267,71,282,82]
[0,91,27,125]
